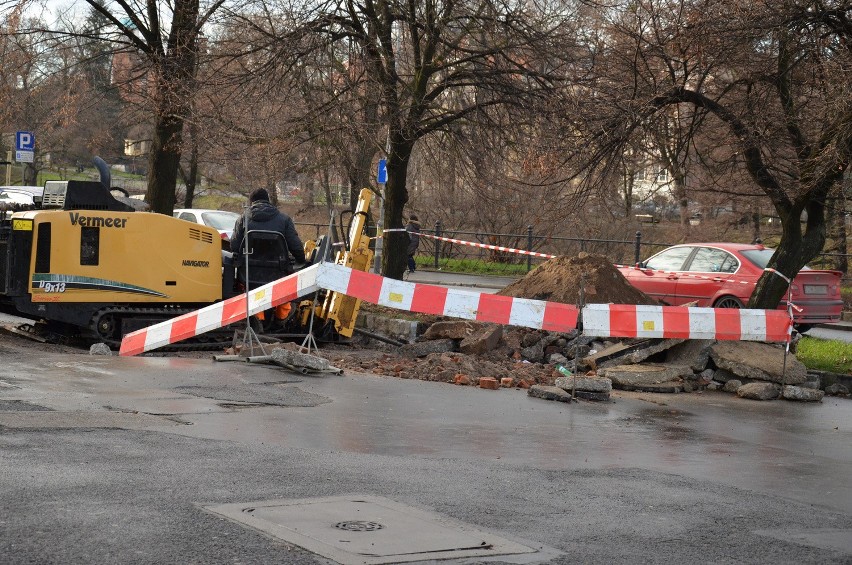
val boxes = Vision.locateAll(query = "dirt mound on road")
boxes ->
[497,253,658,306]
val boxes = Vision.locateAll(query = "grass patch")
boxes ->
[797,336,852,374]
[422,256,535,276]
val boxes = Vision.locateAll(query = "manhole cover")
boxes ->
[335,520,384,532]
[205,495,542,564]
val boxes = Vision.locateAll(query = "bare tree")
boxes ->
[23,0,229,213]
[243,0,575,278]
[562,0,852,308]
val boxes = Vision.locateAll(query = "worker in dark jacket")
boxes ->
[230,188,306,265]
[405,214,421,274]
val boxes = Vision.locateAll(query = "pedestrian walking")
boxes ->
[405,214,421,274]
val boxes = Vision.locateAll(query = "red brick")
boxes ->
[479,377,500,390]
[516,379,531,389]
[500,377,514,388]
[454,373,471,385]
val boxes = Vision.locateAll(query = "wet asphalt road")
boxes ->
[1,350,851,564]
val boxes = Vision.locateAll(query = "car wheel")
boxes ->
[713,295,744,309]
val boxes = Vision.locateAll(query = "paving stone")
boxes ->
[527,384,572,402]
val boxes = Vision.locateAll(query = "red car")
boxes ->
[618,243,843,331]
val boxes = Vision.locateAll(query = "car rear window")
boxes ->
[202,211,240,230]
[740,249,775,268]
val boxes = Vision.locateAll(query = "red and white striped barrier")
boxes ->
[582,303,791,342]
[316,263,579,331]
[119,265,321,356]
[119,262,579,356]
[120,264,792,356]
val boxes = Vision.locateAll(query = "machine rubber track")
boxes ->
[89,306,235,352]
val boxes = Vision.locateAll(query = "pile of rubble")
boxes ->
[328,253,848,403]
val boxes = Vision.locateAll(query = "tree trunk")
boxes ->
[182,120,198,208]
[381,144,413,279]
[348,151,374,212]
[830,182,848,274]
[146,114,183,214]
[749,186,829,309]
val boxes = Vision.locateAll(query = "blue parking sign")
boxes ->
[377,159,387,184]
[16,131,34,151]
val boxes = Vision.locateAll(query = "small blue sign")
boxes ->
[15,131,34,151]
[377,159,387,184]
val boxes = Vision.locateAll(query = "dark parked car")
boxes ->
[618,243,843,331]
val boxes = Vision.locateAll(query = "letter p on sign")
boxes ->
[15,131,34,151]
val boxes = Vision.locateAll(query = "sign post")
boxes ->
[373,159,387,274]
[15,131,34,184]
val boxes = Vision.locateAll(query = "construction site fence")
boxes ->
[294,222,851,279]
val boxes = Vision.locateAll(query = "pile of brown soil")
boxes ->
[497,253,658,306]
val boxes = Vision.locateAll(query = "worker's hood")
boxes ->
[248,200,279,221]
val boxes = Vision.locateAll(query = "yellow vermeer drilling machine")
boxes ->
[0,159,374,348]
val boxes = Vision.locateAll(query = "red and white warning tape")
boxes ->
[417,233,557,259]
[385,231,760,286]
[120,263,791,356]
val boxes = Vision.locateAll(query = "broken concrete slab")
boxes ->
[825,383,850,396]
[573,390,611,401]
[527,384,572,403]
[736,382,781,400]
[520,341,544,363]
[623,338,686,364]
[89,343,112,355]
[614,381,685,393]
[598,363,692,387]
[782,385,824,402]
[400,339,457,358]
[420,320,478,341]
[554,375,612,393]
[578,340,650,370]
[459,324,502,355]
[710,342,807,385]
[665,339,714,372]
